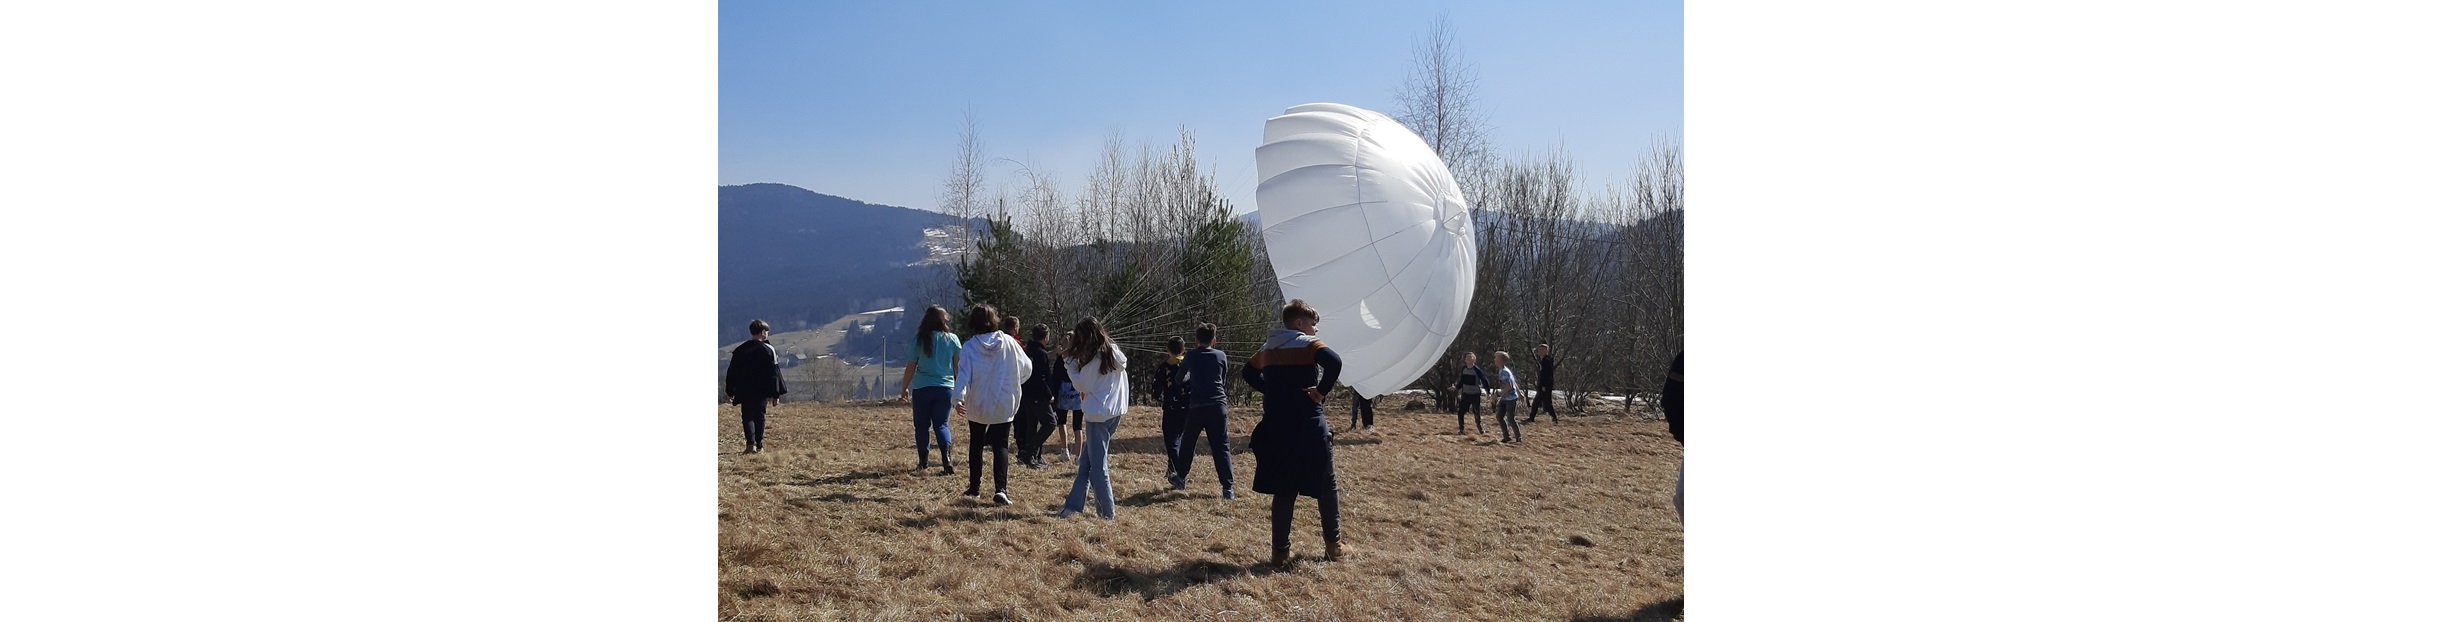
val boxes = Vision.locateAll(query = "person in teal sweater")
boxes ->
[898,305,961,474]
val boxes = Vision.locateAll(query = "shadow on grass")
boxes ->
[799,492,896,505]
[1572,596,1683,622]
[896,506,1031,529]
[1116,489,1195,508]
[1071,558,1282,601]
[785,469,894,487]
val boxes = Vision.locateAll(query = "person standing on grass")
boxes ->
[1524,343,1559,423]
[1015,323,1056,469]
[1663,350,1683,519]
[1050,332,1084,461]
[1058,317,1130,519]
[1451,352,1487,435]
[1169,323,1234,497]
[1492,351,1523,443]
[722,319,787,454]
[1347,390,1374,433]
[898,305,960,474]
[1244,299,1345,566]
[953,305,1032,506]
[1155,336,1186,483]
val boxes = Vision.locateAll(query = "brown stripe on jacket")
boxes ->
[1252,340,1328,368]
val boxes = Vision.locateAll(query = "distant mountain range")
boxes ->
[719,183,969,344]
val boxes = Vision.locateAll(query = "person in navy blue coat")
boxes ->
[1242,299,1345,567]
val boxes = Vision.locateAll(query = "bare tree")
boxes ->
[1393,13,1494,201]
[923,111,989,306]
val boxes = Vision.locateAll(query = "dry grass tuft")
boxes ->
[719,402,1682,620]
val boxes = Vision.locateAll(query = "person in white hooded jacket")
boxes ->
[952,304,1032,505]
[1058,316,1129,519]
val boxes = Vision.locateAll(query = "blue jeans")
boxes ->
[911,386,954,465]
[1062,417,1119,518]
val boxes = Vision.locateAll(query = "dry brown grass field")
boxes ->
[718,400,1683,621]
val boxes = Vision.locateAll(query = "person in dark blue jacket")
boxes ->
[1015,323,1056,468]
[1242,300,1344,567]
[1169,322,1234,497]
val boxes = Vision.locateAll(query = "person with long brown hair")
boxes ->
[1242,299,1345,566]
[897,305,960,474]
[1057,317,1129,519]
[953,305,1031,505]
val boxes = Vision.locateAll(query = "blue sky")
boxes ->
[720,1,1681,215]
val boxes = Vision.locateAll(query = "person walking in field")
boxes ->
[1524,343,1559,423]
[1348,390,1374,433]
[1058,317,1130,519]
[1169,323,1234,497]
[722,319,787,454]
[898,305,960,474]
[953,305,1031,505]
[1492,351,1523,443]
[1451,352,1487,435]
[1156,336,1186,483]
[1244,300,1345,566]
[1015,322,1056,469]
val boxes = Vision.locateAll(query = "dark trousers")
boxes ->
[1170,403,1233,487]
[1161,404,1186,477]
[1349,396,1374,428]
[1526,386,1556,421]
[1272,490,1341,554]
[911,387,954,466]
[1014,401,1051,462]
[1497,399,1521,441]
[967,421,1010,492]
[1456,394,1484,433]
[738,399,767,450]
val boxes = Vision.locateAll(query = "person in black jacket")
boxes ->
[1156,336,1186,485]
[1243,300,1344,566]
[1524,343,1559,422]
[1450,352,1486,435]
[1015,322,1056,468]
[722,319,787,454]
[1662,350,1683,519]
[1169,323,1234,496]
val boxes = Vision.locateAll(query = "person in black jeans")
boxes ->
[1524,343,1559,422]
[1348,390,1374,432]
[722,319,787,454]
[1450,352,1485,435]
[1170,323,1234,497]
[1012,321,1055,468]
[1156,336,1186,485]
[1662,350,1683,518]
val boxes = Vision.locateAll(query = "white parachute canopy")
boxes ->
[1253,102,1477,399]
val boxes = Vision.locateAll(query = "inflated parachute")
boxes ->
[1254,102,1476,399]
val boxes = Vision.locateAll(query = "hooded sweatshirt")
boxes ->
[1066,342,1130,422]
[952,331,1033,424]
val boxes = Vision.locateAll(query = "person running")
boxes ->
[722,319,787,454]
[1347,390,1374,433]
[1156,336,1186,484]
[1169,323,1234,497]
[1492,351,1523,443]
[1244,299,1345,566]
[953,305,1031,505]
[1015,322,1056,469]
[897,305,960,474]
[1058,317,1130,519]
[1451,352,1486,435]
[1525,343,1559,423]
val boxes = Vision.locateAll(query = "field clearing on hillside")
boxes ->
[718,402,1683,621]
